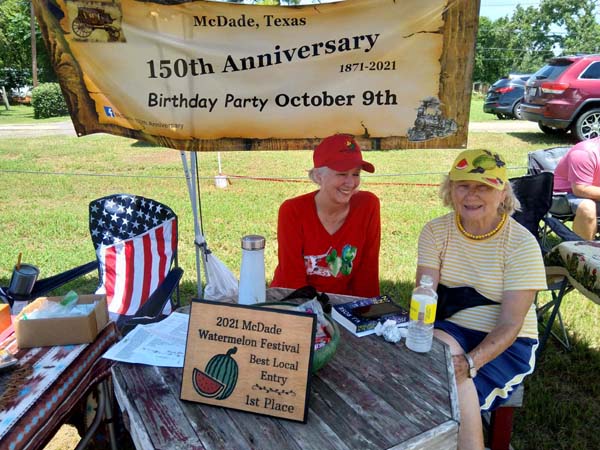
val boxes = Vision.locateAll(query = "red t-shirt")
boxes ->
[271,190,381,297]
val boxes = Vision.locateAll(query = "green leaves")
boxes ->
[0,0,55,92]
[31,82,68,118]
[475,0,600,83]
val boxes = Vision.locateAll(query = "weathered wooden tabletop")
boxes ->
[112,289,459,450]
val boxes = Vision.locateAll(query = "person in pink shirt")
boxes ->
[271,134,381,298]
[553,137,600,239]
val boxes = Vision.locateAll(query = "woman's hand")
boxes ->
[451,353,470,383]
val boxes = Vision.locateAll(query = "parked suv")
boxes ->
[483,74,532,120]
[521,54,600,141]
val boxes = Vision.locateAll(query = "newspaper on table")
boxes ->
[103,312,188,367]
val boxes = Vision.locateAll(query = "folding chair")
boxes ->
[510,172,582,355]
[1,194,183,449]
[89,194,183,332]
[526,146,570,176]
[526,146,600,230]
[1,194,183,334]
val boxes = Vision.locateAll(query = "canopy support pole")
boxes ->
[180,151,204,298]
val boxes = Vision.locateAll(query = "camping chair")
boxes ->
[1,194,183,334]
[510,172,582,355]
[89,193,183,332]
[526,146,596,227]
[526,146,570,176]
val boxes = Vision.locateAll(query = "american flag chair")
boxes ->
[1,194,183,334]
[89,194,183,330]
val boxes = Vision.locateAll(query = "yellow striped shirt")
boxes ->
[418,213,547,339]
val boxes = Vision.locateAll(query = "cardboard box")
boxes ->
[0,304,11,334]
[15,294,108,348]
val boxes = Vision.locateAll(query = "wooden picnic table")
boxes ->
[111,288,459,450]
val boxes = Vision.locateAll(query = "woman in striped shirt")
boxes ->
[416,149,546,450]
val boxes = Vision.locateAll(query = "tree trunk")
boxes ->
[31,2,38,88]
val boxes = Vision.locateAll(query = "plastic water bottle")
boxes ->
[238,235,266,305]
[405,275,438,353]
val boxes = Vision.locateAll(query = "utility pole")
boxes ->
[30,2,38,88]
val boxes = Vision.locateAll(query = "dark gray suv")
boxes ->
[521,54,600,141]
[483,74,531,120]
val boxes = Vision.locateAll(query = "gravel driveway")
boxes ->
[0,121,77,138]
[469,120,539,133]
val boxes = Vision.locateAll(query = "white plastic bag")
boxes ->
[23,290,83,319]
[202,248,239,301]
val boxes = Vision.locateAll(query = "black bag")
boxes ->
[549,193,572,216]
[436,284,499,321]
[281,286,331,314]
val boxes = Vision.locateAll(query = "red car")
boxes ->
[521,54,600,141]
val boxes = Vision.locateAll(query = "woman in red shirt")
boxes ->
[271,134,381,298]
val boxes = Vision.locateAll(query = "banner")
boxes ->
[33,0,479,150]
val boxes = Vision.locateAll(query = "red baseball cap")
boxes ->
[313,134,375,173]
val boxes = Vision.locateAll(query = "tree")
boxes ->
[539,0,600,54]
[0,0,54,92]
[475,0,600,83]
[474,16,522,84]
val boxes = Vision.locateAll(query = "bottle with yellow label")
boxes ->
[405,274,438,353]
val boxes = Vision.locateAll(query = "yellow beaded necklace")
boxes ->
[455,213,507,240]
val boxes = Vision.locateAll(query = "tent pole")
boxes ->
[180,151,203,298]
[191,151,211,293]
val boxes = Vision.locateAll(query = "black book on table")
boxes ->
[331,295,408,337]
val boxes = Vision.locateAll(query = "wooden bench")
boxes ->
[484,384,524,450]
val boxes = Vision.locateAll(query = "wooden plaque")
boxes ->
[181,300,316,423]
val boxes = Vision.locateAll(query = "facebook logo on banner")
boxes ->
[104,106,116,117]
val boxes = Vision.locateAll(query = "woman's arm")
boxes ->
[348,194,381,297]
[415,220,442,288]
[453,290,536,381]
[271,201,309,289]
[415,266,440,288]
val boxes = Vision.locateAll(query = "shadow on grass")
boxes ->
[131,140,159,148]
[379,279,415,309]
[519,335,600,450]
[507,131,577,146]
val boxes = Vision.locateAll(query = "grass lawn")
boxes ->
[0,105,598,450]
[470,93,494,122]
[0,104,70,124]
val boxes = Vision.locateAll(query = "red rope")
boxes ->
[223,174,308,183]
[221,173,440,187]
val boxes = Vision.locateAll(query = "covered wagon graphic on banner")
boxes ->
[66,1,125,43]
